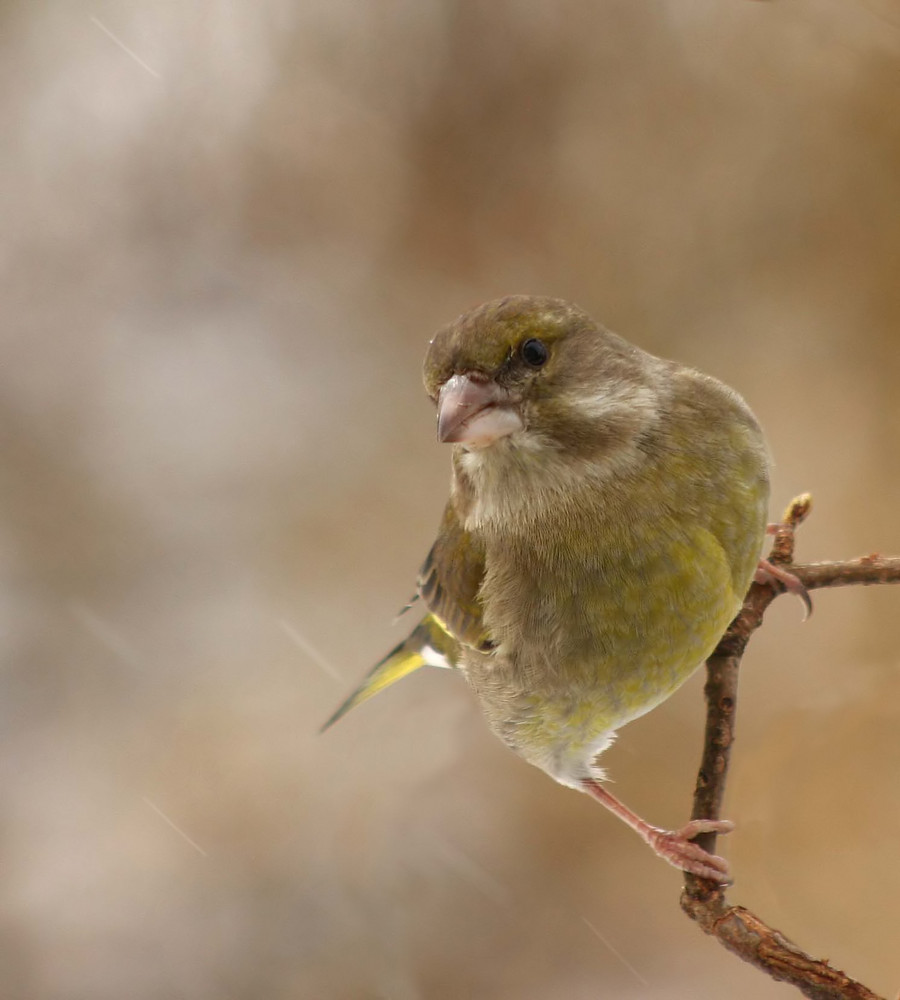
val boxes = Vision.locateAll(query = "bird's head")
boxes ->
[423,296,662,460]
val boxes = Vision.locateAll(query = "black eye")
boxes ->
[520,338,549,368]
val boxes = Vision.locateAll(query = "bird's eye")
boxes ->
[520,338,549,368]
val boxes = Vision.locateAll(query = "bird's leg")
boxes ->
[756,521,812,618]
[580,778,733,882]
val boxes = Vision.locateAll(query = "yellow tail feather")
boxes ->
[321,617,458,731]
[320,641,425,731]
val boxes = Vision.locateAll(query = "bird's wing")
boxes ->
[417,500,491,651]
[321,503,487,731]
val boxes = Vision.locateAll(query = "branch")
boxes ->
[680,494,900,1000]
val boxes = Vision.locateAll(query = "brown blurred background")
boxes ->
[2,2,899,997]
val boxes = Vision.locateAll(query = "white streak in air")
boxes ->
[279,620,342,681]
[581,916,649,986]
[69,601,140,666]
[142,797,209,858]
[90,17,162,78]
[429,835,512,907]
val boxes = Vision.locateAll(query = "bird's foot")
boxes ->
[580,778,733,883]
[757,504,813,617]
[644,819,734,883]
[755,557,812,619]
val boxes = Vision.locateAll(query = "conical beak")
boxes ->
[437,374,523,447]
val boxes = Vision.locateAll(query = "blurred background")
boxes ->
[2,1,899,997]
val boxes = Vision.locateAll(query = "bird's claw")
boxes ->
[755,558,812,619]
[645,819,734,883]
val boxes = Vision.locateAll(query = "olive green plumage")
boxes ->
[327,293,769,823]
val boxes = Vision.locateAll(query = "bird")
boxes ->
[323,295,775,881]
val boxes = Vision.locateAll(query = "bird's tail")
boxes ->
[320,616,456,732]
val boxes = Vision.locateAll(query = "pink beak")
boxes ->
[437,374,523,447]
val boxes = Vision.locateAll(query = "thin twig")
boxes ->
[793,555,900,590]
[680,494,898,1000]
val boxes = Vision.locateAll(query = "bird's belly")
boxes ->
[468,527,743,782]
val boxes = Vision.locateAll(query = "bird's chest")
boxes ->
[483,513,645,634]
[473,515,737,697]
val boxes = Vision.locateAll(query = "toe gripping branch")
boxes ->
[756,493,814,618]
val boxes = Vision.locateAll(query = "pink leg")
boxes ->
[580,778,733,882]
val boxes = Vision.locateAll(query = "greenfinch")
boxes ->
[325,295,771,881]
